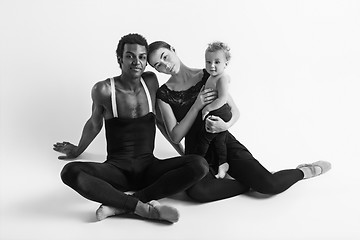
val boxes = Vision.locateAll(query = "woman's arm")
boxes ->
[158,88,217,144]
[155,101,185,155]
[157,99,199,144]
[205,93,239,133]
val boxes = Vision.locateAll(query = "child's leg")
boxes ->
[212,131,228,165]
[197,129,218,156]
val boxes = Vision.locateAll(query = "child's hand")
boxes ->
[215,162,229,179]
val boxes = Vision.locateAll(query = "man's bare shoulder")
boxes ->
[142,71,159,91]
[91,79,111,101]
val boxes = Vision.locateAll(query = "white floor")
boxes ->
[1,131,359,240]
[1,1,360,239]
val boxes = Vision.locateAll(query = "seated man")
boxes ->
[53,33,208,223]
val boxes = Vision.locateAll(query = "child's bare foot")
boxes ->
[215,162,229,179]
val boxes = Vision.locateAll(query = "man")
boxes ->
[53,33,208,223]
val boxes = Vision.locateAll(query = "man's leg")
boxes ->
[133,155,208,203]
[60,162,137,211]
[61,161,190,223]
[95,157,207,223]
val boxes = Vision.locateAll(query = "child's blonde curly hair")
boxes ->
[206,41,231,61]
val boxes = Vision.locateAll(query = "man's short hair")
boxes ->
[116,33,149,60]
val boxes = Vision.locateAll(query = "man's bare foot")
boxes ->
[96,205,129,221]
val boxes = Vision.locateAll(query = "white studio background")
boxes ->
[1,0,360,240]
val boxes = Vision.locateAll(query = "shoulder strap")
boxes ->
[110,78,118,118]
[140,78,153,113]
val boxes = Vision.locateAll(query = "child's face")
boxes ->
[205,50,228,77]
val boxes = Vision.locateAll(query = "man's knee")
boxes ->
[60,162,81,186]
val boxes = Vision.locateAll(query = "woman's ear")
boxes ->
[170,46,176,52]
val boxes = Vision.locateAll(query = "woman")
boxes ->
[148,41,331,202]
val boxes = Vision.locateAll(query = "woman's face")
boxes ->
[148,47,180,75]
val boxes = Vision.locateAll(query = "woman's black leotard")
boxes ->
[157,69,304,202]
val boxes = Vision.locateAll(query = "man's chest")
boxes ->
[115,91,150,118]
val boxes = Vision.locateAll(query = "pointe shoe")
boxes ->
[297,161,332,179]
[148,200,180,223]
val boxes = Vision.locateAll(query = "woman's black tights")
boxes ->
[186,133,304,202]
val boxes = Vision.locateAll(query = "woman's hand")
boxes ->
[53,141,79,160]
[194,87,217,112]
[205,115,229,133]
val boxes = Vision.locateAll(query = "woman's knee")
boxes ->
[186,183,212,203]
[189,155,209,180]
[253,175,280,195]
[185,172,213,203]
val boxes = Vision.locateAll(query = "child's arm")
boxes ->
[202,73,230,119]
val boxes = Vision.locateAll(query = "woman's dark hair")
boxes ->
[148,41,172,64]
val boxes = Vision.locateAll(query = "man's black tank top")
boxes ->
[105,77,156,172]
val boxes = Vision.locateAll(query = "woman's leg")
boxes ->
[226,133,304,194]
[185,133,250,203]
[186,173,250,202]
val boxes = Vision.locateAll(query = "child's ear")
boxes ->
[225,61,229,67]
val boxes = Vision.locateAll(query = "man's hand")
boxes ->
[53,141,79,160]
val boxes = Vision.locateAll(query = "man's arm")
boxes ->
[53,82,105,160]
